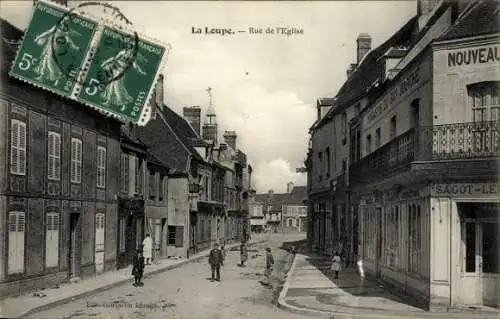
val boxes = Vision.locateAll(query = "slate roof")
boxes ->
[438,0,500,41]
[254,186,307,212]
[136,105,206,174]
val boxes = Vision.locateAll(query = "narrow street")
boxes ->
[30,233,311,319]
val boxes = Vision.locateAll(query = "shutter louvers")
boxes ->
[19,123,26,175]
[10,121,19,174]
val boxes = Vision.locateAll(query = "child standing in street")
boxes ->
[132,249,145,286]
[331,251,341,279]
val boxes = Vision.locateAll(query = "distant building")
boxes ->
[254,183,307,233]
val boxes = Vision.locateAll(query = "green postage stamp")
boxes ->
[78,26,166,122]
[9,0,168,125]
[9,1,97,97]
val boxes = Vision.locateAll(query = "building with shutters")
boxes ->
[0,18,123,296]
[306,0,500,310]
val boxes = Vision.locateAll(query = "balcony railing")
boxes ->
[349,121,500,185]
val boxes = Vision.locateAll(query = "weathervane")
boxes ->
[206,87,212,108]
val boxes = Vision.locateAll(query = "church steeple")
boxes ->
[202,87,218,144]
[205,87,217,124]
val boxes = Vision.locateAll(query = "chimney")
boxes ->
[155,74,164,106]
[417,0,441,31]
[287,182,294,193]
[223,131,237,150]
[183,106,201,136]
[356,33,372,64]
[346,63,357,78]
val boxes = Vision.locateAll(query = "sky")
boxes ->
[1,1,416,194]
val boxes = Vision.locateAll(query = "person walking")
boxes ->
[331,251,341,279]
[209,244,223,281]
[240,241,248,267]
[265,247,274,284]
[132,249,145,287]
[142,234,153,265]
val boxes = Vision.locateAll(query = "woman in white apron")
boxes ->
[331,251,341,279]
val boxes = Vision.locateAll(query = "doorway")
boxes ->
[375,207,383,278]
[68,212,81,279]
[459,203,499,308]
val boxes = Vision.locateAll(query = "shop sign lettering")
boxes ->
[432,183,499,196]
[448,45,500,68]
[366,67,420,124]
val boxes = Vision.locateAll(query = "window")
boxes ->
[375,128,381,148]
[167,225,184,247]
[411,99,420,128]
[296,219,300,227]
[341,112,347,137]
[318,151,322,181]
[119,217,125,253]
[121,153,129,194]
[95,213,105,253]
[47,132,61,181]
[149,170,156,200]
[326,147,330,177]
[45,212,60,268]
[97,146,106,188]
[10,119,26,175]
[159,174,164,201]
[8,211,25,274]
[468,82,500,122]
[71,138,82,184]
[390,115,397,139]
[366,134,372,154]
[135,157,142,194]
[288,219,293,227]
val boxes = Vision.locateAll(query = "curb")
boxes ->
[276,254,500,319]
[17,239,267,319]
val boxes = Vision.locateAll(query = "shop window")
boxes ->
[468,81,500,122]
[482,222,499,273]
[464,222,476,273]
[167,225,176,245]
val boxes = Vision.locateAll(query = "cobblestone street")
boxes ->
[30,234,311,319]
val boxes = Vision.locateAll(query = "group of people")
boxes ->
[208,241,274,284]
[131,236,276,286]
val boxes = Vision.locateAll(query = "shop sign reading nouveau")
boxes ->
[447,44,500,69]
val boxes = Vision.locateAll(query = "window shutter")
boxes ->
[97,147,106,188]
[45,212,59,268]
[55,134,61,180]
[71,139,82,183]
[71,139,77,182]
[121,154,129,193]
[10,120,19,174]
[119,218,125,252]
[18,122,26,175]
[154,222,161,248]
[95,213,105,252]
[175,226,184,247]
[8,212,25,274]
[48,133,54,180]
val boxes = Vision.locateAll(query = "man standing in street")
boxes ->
[209,243,223,281]
[240,241,248,267]
[142,234,153,265]
[265,247,274,285]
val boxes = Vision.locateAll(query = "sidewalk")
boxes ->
[278,254,500,319]
[0,235,267,319]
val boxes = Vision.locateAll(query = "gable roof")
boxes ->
[287,186,307,204]
[254,186,307,211]
[437,0,500,41]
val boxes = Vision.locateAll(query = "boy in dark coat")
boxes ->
[209,244,223,281]
[132,249,145,286]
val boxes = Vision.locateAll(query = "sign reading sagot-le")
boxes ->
[8,0,167,126]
